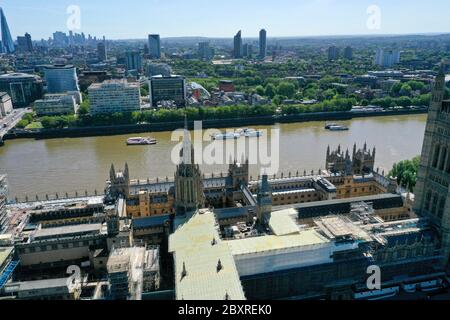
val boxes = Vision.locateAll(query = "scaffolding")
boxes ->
[0,260,18,289]
[0,175,8,231]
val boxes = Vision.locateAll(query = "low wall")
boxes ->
[3,109,427,142]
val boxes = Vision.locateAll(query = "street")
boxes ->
[0,108,31,139]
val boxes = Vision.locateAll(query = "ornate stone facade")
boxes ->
[414,64,450,263]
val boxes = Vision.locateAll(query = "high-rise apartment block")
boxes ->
[125,51,143,72]
[259,29,267,59]
[97,37,107,61]
[344,46,353,60]
[198,42,215,61]
[328,46,340,61]
[374,48,401,68]
[233,30,243,59]
[148,34,161,59]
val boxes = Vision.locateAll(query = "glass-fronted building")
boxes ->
[0,73,44,108]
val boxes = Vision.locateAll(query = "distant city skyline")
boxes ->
[2,0,450,40]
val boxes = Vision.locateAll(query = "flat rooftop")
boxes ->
[6,278,70,292]
[0,246,14,267]
[33,223,103,240]
[226,229,328,256]
[169,210,245,300]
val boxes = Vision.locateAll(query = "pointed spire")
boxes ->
[110,164,116,181]
[217,259,223,272]
[181,262,187,279]
[124,163,129,178]
[182,115,192,165]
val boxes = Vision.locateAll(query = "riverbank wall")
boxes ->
[2,109,427,142]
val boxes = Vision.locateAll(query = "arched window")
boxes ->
[431,193,439,215]
[432,144,441,168]
[424,190,432,212]
[446,148,450,174]
[437,197,446,219]
[439,147,447,171]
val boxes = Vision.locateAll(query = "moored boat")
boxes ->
[126,137,157,145]
[244,129,263,137]
[212,132,241,140]
[327,125,349,131]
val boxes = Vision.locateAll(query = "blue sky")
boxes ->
[2,0,450,40]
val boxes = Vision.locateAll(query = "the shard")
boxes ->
[0,8,14,53]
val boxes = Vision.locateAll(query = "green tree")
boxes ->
[389,156,420,192]
[264,83,276,99]
[399,84,412,97]
[255,85,265,96]
[277,82,296,99]
[16,119,29,129]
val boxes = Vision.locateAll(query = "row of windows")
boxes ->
[424,190,446,219]
[431,143,450,173]
[18,239,100,254]
[338,186,374,195]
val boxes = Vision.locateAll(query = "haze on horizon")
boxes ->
[2,0,450,40]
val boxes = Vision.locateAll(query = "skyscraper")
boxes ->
[125,51,143,73]
[0,8,14,53]
[414,63,450,263]
[148,34,161,59]
[52,31,69,47]
[17,33,33,53]
[344,46,353,60]
[259,29,267,60]
[233,30,243,59]
[374,48,401,68]
[97,36,107,61]
[198,42,214,61]
[243,43,253,58]
[328,46,340,61]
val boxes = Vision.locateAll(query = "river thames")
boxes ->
[0,114,427,199]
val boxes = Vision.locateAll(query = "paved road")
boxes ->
[0,108,31,139]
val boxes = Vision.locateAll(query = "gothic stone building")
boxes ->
[414,64,450,264]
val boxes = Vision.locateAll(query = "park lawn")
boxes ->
[26,121,43,129]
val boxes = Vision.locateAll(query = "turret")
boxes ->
[257,174,272,223]
[110,164,116,182]
[124,163,129,181]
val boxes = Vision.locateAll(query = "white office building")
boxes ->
[88,80,141,115]
[34,93,77,116]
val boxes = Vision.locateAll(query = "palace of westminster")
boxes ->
[0,65,449,300]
